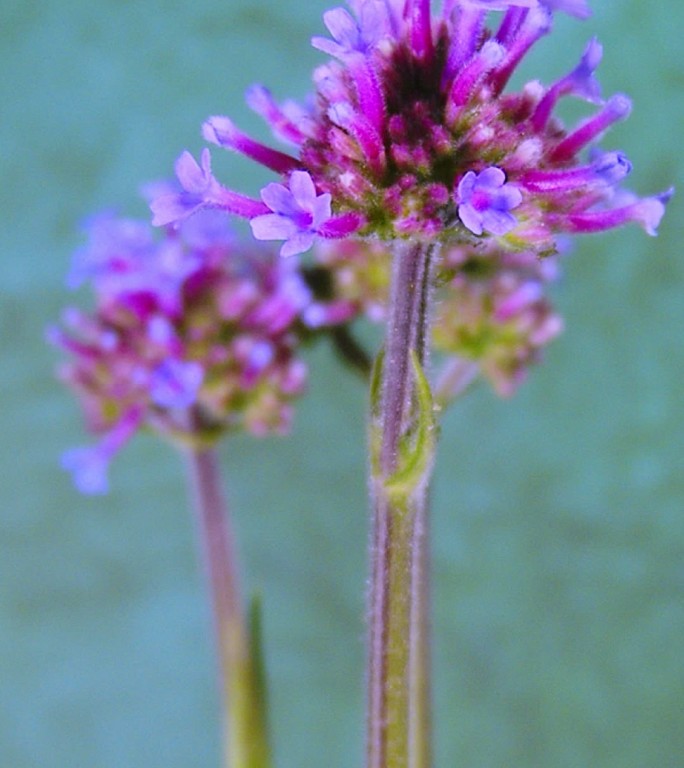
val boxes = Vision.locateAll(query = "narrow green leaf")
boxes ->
[369,347,385,419]
[369,348,385,477]
[385,352,436,504]
[248,593,269,735]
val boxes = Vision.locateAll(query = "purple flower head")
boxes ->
[457,167,523,236]
[54,204,312,494]
[434,245,564,397]
[152,0,669,256]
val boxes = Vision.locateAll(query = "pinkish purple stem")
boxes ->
[186,445,271,768]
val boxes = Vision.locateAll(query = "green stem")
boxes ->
[185,446,271,768]
[367,241,437,768]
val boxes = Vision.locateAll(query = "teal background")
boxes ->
[1,1,682,766]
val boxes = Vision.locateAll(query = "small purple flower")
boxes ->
[151,150,221,226]
[251,171,334,256]
[457,167,523,236]
[61,410,141,495]
[61,445,111,495]
[312,5,389,59]
[151,150,267,226]
[149,359,204,409]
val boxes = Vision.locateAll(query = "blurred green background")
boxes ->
[1,1,682,766]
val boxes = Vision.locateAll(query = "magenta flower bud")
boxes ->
[245,84,312,145]
[202,116,300,174]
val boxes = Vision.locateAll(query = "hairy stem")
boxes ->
[367,241,437,768]
[186,446,271,768]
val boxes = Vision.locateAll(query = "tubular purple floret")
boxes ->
[348,57,387,136]
[531,36,603,130]
[149,359,204,409]
[489,6,552,93]
[444,5,488,79]
[446,40,506,117]
[202,116,300,174]
[494,5,533,46]
[317,211,367,238]
[408,0,434,62]
[313,7,367,57]
[328,101,387,174]
[245,85,310,146]
[544,0,591,19]
[551,187,674,236]
[549,93,632,162]
[520,150,632,193]
[61,407,143,495]
[313,5,390,59]
[493,281,544,321]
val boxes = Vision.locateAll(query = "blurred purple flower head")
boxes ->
[433,245,564,396]
[307,235,563,397]
[151,0,670,255]
[52,208,311,494]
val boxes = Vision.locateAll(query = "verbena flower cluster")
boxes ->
[50,208,310,494]
[152,0,671,257]
[55,0,673,490]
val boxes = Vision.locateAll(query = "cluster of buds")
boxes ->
[308,237,563,396]
[50,208,311,493]
[433,244,563,396]
[151,0,671,257]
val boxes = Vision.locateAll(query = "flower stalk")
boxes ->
[186,443,271,768]
[368,241,437,768]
